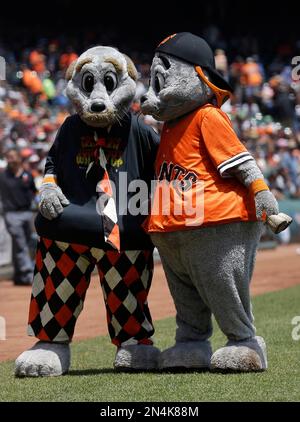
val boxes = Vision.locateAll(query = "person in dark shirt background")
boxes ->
[0,148,37,285]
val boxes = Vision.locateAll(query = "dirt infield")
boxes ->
[0,244,299,362]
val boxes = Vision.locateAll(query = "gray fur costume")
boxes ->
[141,33,278,372]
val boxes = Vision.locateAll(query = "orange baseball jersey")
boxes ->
[147,104,257,232]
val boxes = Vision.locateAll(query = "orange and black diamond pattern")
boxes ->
[28,237,154,345]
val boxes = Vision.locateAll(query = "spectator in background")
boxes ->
[271,77,296,127]
[21,65,45,107]
[0,149,36,285]
[277,138,300,194]
[59,46,78,71]
[29,47,46,74]
[215,48,228,77]
[240,56,263,101]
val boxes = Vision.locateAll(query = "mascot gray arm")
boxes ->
[228,160,279,219]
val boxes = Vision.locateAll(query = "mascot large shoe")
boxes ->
[141,32,280,372]
[15,46,160,377]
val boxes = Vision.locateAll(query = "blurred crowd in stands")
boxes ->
[0,29,300,200]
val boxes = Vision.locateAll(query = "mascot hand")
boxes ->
[255,190,279,220]
[39,183,70,220]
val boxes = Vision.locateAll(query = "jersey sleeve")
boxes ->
[146,125,160,164]
[43,117,70,184]
[201,107,254,178]
[137,114,160,171]
[29,173,38,193]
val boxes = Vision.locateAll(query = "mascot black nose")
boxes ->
[140,95,147,104]
[91,102,106,112]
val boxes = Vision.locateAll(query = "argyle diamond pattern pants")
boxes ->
[27,237,154,346]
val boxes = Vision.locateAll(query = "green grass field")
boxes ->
[1,285,300,402]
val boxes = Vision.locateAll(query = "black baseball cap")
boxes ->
[156,32,233,93]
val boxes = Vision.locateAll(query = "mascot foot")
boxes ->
[114,344,160,371]
[15,341,70,377]
[210,336,267,372]
[159,340,212,370]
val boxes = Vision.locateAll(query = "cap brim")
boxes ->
[204,68,233,93]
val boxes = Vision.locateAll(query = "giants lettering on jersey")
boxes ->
[158,161,198,192]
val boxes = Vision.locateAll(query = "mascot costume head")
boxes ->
[66,46,137,127]
[141,32,232,121]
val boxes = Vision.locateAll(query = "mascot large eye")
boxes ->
[158,55,171,70]
[104,72,117,93]
[81,72,94,93]
[154,73,165,93]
